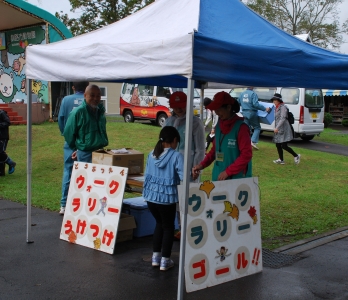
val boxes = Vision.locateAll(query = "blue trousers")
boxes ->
[242,111,261,144]
[60,142,74,208]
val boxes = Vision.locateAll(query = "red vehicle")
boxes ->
[120,83,200,126]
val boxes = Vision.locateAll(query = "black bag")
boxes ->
[286,108,295,124]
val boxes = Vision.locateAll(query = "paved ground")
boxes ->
[1,199,347,300]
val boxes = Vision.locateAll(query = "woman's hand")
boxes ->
[274,128,279,133]
[218,171,229,181]
[71,151,77,160]
[192,164,203,180]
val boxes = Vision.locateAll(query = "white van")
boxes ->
[230,87,325,141]
[120,83,201,126]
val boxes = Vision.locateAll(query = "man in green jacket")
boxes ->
[64,84,108,163]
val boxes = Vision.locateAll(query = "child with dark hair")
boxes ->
[143,126,184,271]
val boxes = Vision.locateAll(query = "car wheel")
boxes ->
[157,113,168,127]
[300,135,314,141]
[124,111,134,123]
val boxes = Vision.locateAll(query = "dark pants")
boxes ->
[147,201,176,258]
[0,140,8,162]
[276,142,298,161]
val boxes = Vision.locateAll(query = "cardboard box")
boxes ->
[258,102,275,125]
[116,213,137,243]
[92,148,144,174]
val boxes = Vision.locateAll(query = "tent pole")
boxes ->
[177,78,195,300]
[200,88,204,120]
[26,79,33,243]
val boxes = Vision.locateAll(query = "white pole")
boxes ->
[200,88,204,120]
[26,79,33,243]
[177,78,195,300]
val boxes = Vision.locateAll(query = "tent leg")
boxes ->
[27,79,34,244]
[177,78,195,300]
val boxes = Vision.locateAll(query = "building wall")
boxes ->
[91,82,122,115]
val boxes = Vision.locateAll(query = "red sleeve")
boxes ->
[225,123,252,176]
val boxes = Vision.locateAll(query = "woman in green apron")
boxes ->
[192,91,252,181]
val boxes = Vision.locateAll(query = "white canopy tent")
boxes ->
[25,0,348,297]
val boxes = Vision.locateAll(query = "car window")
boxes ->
[230,87,276,102]
[157,86,171,98]
[171,88,200,98]
[280,88,300,104]
[305,89,324,108]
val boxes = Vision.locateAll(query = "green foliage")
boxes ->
[1,119,348,250]
[246,0,348,50]
[55,0,155,36]
[342,119,348,127]
[324,112,333,128]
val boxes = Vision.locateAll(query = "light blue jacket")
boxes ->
[143,148,184,204]
[58,92,84,135]
[238,89,266,111]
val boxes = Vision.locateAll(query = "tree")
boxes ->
[246,0,348,50]
[55,0,154,36]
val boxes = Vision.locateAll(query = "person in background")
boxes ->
[143,126,184,271]
[271,93,301,165]
[203,97,219,152]
[0,109,16,174]
[238,87,270,150]
[64,84,108,164]
[57,81,89,215]
[204,97,219,131]
[164,91,205,239]
[192,91,252,181]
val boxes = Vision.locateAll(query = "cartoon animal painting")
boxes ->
[12,55,26,76]
[31,80,42,95]
[0,69,18,103]
[130,87,141,106]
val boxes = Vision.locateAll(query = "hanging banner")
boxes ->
[60,162,128,254]
[180,177,262,293]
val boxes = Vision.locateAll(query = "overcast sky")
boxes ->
[27,0,348,54]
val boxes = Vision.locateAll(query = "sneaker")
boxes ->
[8,162,16,175]
[294,154,301,165]
[273,159,285,165]
[59,207,66,215]
[160,258,174,271]
[251,142,259,150]
[152,255,161,267]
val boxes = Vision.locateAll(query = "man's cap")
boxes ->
[271,93,283,102]
[206,91,236,111]
[169,91,187,108]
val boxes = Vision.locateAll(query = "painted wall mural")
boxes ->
[0,25,49,104]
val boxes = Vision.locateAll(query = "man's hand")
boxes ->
[71,151,77,160]
[266,107,271,112]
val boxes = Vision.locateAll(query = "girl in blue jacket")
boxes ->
[143,126,184,271]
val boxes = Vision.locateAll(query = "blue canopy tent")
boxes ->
[25,0,348,297]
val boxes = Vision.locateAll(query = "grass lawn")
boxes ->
[1,118,347,250]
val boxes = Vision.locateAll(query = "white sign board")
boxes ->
[60,162,128,254]
[181,177,262,293]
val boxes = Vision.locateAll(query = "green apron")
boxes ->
[212,120,252,181]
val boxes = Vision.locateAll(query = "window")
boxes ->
[280,88,300,104]
[99,86,107,112]
[230,87,276,102]
[305,89,324,108]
